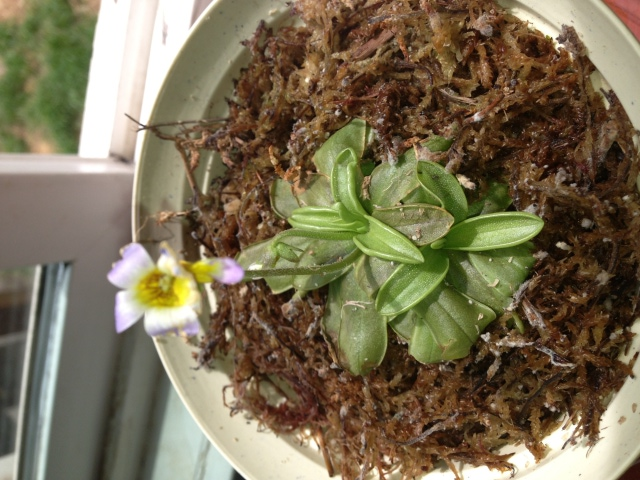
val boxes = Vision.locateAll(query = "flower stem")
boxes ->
[243,248,361,279]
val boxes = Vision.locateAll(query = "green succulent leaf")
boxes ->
[323,269,387,376]
[445,250,510,313]
[300,175,334,207]
[364,136,455,209]
[375,247,449,316]
[467,182,513,217]
[273,241,304,263]
[423,135,454,152]
[271,179,299,220]
[416,161,468,224]
[369,148,425,208]
[360,160,375,176]
[442,211,544,251]
[288,205,367,233]
[445,244,534,313]
[271,174,333,219]
[467,244,536,300]
[353,215,424,264]
[371,203,454,246]
[354,255,397,299]
[236,235,302,293]
[335,201,367,227]
[293,238,360,291]
[236,236,282,271]
[331,148,368,217]
[390,284,496,363]
[237,230,360,293]
[400,185,442,205]
[314,118,372,176]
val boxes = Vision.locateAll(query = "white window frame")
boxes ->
[0,1,210,479]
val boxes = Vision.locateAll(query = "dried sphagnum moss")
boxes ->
[158,1,640,478]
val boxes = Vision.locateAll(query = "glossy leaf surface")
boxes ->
[416,161,468,224]
[369,148,427,207]
[445,244,534,313]
[390,285,496,363]
[442,212,544,251]
[237,232,358,293]
[422,135,454,152]
[353,215,424,264]
[467,182,512,217]
[331,148,368,217]
[371,204,454,246]
[323,269,387,376]
[376,247,449,316]
[354,255,396,299]
[271,174,333,219]
[293,239,360,291]
[313,118,372,176]
[467,244,536,300]
[288,205,367,233]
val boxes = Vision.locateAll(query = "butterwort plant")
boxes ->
[238,119,543,376]
[107,242,243,336]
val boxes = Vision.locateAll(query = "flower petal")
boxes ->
[157,241,183,276]
[188,258,244,284]
[108,243,154,289]
[180,317,201,336]
[216,258,244,284]
[185,284,202,312]
[114,290,145,333]
[143,306,200,336]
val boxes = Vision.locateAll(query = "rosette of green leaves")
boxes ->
[236,119,544,375]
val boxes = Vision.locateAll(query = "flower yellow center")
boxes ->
[183,260,222,283]
[135,269,192,307]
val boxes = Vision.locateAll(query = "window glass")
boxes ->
[17,263,71,480]
[0,266,37,477]
[0,263,71,480]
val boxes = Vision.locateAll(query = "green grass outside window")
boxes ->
[0,0,97,153]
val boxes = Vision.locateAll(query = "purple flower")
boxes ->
[107,242,245,337]
[107,242,201,336]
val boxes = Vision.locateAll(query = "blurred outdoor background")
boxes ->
[0,0,99,154]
